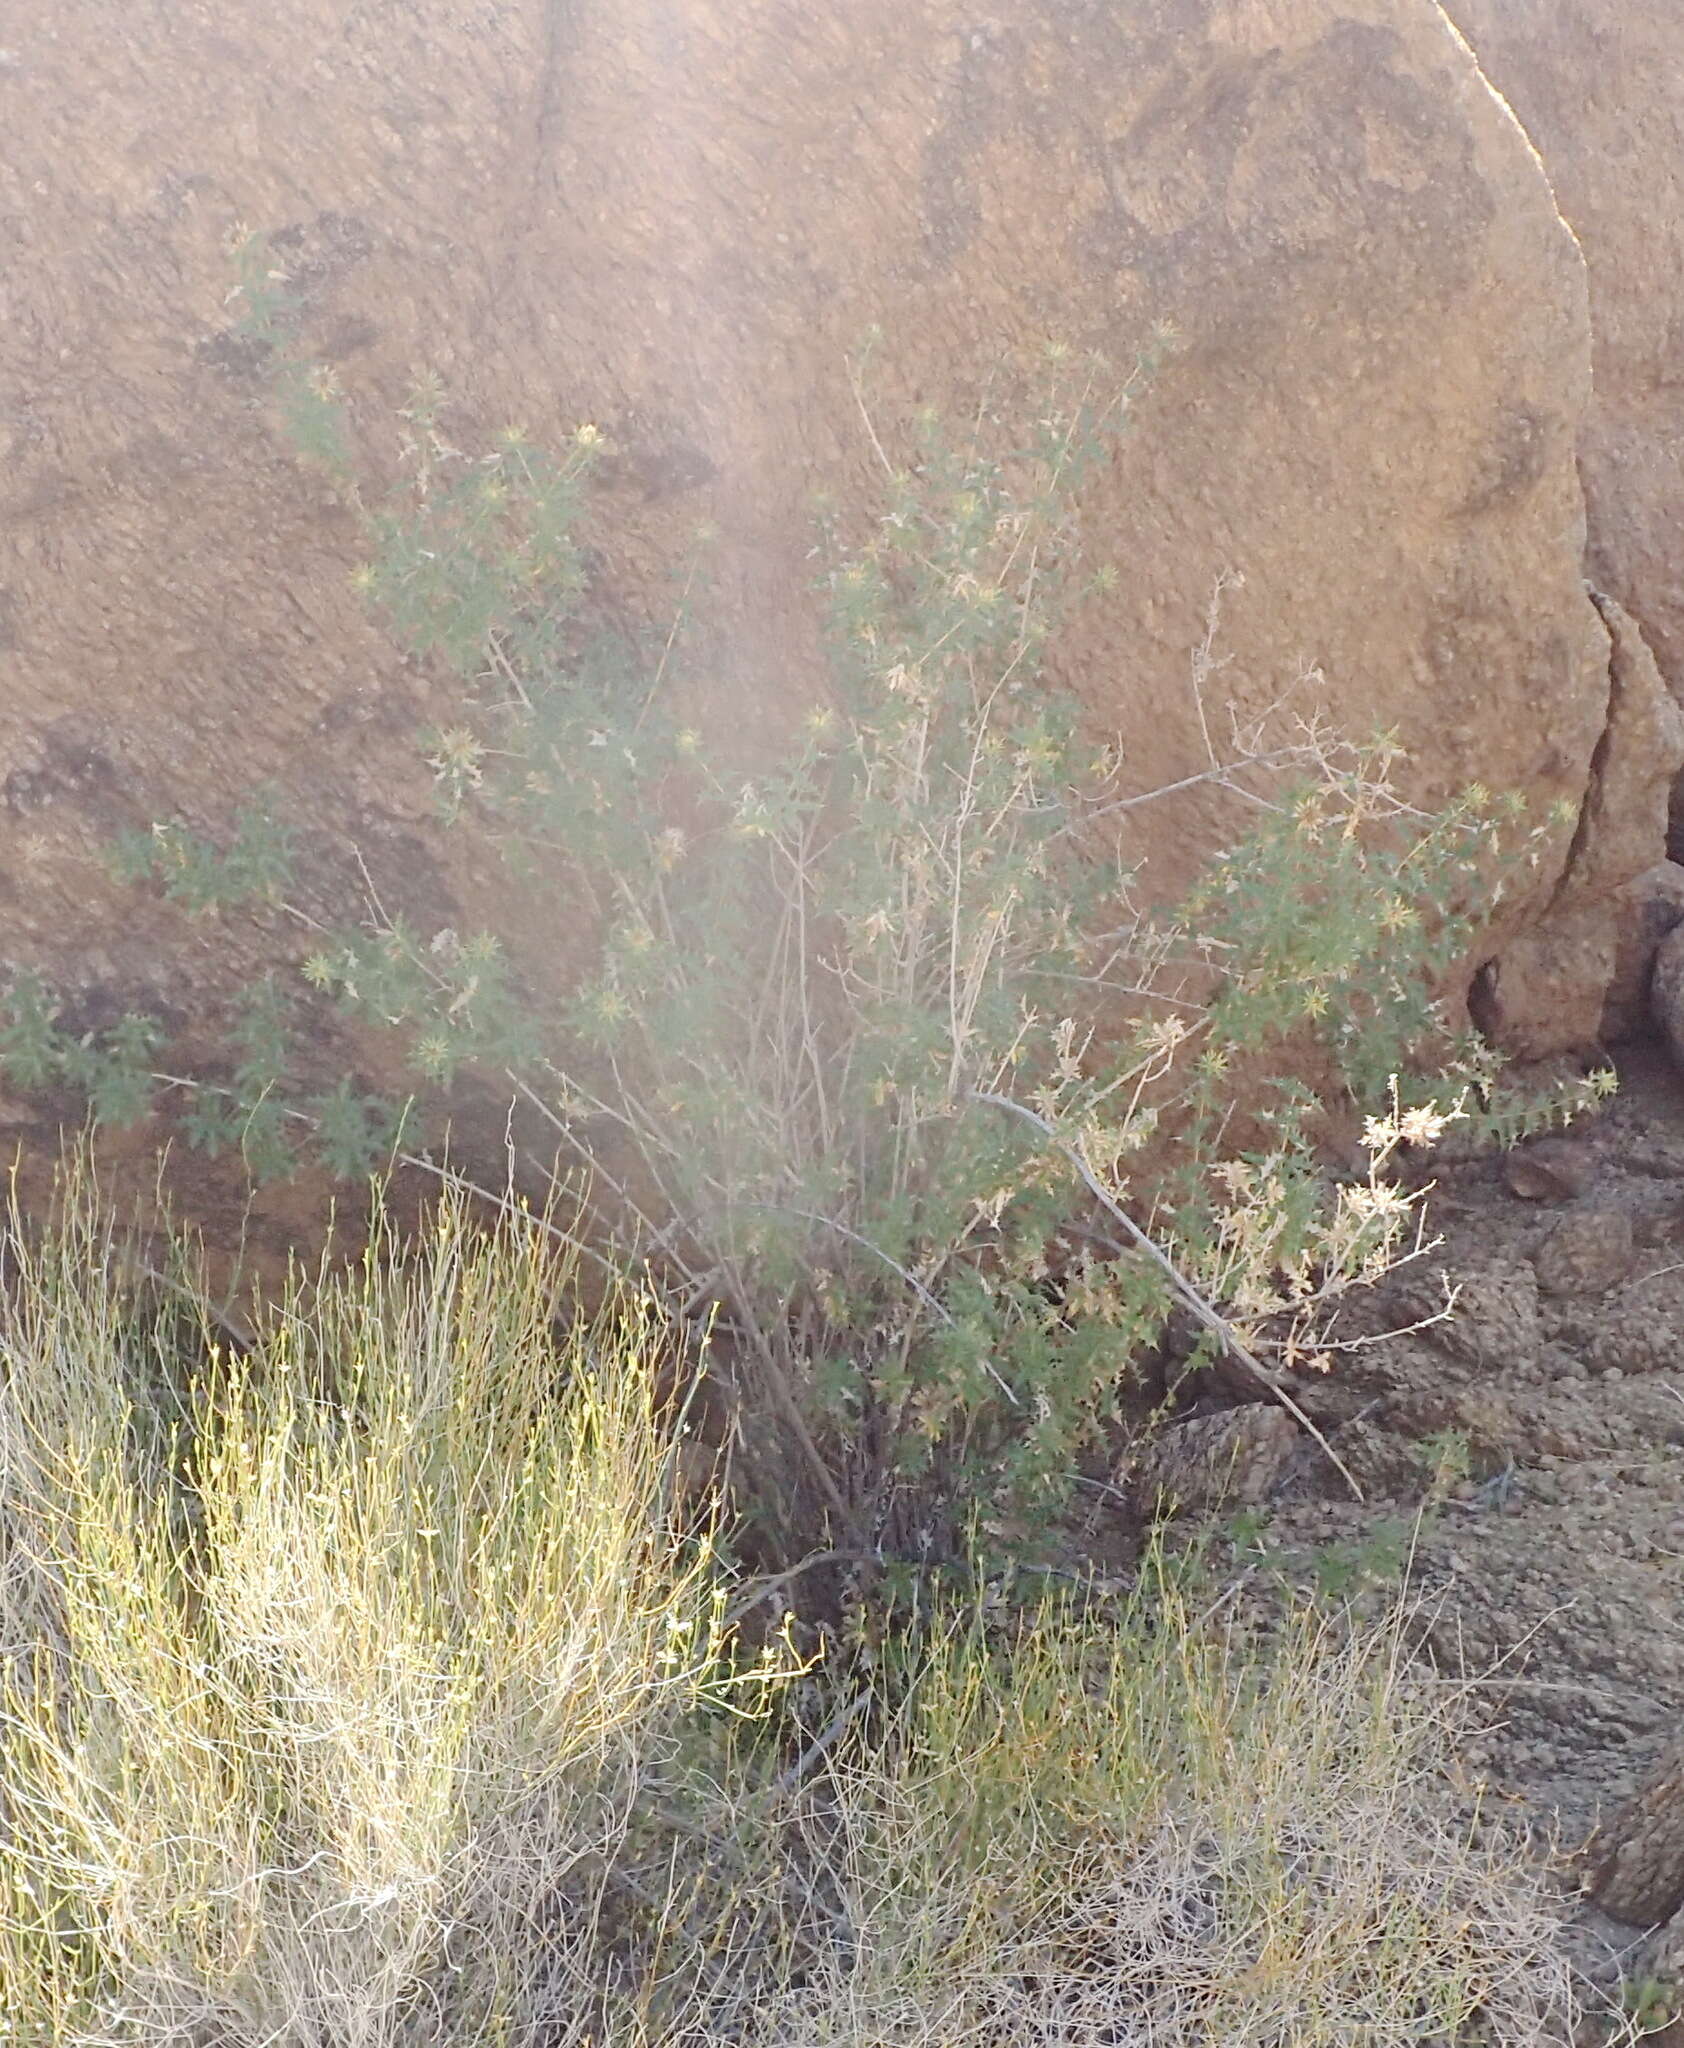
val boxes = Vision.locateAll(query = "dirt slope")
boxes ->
[1227,1044,1684,2009]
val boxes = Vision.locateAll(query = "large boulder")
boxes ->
[1604,861,1684,1043]
[1445,3,1684,725]
[1445,0,1684,1043]
[1473,591,1684,1055]
[0,0,1635,1251]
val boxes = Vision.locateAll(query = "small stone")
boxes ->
[1532,1205,1635,1297]
[1603,1366,1625,1383]
[1503,1135,1597,1204]
[1135,1405,1300,1515]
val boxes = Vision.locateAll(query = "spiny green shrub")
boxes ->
[0,267,1608,1558]
[106,793,295,918]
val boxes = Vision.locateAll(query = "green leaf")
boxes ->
[0,975,68,1091]
[311,1078,404,1182]
[67,1014,162,1132]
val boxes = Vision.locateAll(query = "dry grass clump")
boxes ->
[771,1581,1585,2047]
[0,1180,1594,2045]
[0,1189,786,2045]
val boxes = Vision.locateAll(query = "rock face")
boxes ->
[1445,3,1684,1051]
[0,0,1646,1245]
[1445,4,1684,732]
[1605,861,1684,1042]
[1650,923,1684,1072]
[1474,593,1684,1055]
[1592,1732,1684,1930]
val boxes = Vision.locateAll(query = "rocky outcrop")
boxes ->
[1473,593,1684,1055]
[1592,1732,1684,1935]
[1445,3,1684,729]
[1448,1,1684,1046]
[0,1,1645,1245]
[1604,861,1684,1043]
[1648,921,1684,1073]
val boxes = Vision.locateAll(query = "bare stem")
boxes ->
[969,1088,1364,1500]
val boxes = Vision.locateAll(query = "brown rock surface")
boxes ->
[1604,861,1684,1042]
[0,1,1637,1245]
[1476,592,1684,1055]
[1446,4,1684,720]
[1649,921,1684,1074]
[1136,1404,1301,1515]
[1590,1731,1684,1929]
[1531,1206,1635,1300]
[1502,1133,1599,1205]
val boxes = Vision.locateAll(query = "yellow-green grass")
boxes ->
[0,1179,1596,2045]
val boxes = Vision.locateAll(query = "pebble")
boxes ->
[1532,1205,1635,1298]
[1503,1135,1597,1204]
